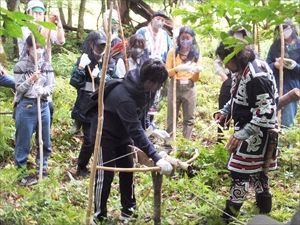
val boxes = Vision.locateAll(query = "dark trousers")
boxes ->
[218,77,232,142]
[77,122,94,168]
[94,143,136,220]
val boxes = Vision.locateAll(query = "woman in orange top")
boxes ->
[166,26,202,139]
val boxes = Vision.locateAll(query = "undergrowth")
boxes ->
[0,36,299,225]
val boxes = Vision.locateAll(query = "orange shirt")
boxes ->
[166,48,202,82]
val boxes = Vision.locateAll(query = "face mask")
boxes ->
[131,48,144,59]
[283,28,292,39]
[30,48,44,60]
[180,39,193,47]
[112,24,119,32]
[153,20,163,30]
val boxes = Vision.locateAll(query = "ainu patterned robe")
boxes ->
[225,58,278,174]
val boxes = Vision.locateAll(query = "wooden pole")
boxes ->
[87,65,95,92]
[115,0,129,72]
[172,13,177,153]
[152,172,163,225]
[85,3,113,225]
[278,88,300,110]
[278,24,284,125]
[30,7,44,181]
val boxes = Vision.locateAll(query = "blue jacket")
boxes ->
[266,38,300,95]
[90,69,161,162]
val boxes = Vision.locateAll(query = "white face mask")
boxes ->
[153,19,163,30]
[30,48,44,60]
[283,27,292,39]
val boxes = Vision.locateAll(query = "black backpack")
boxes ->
[81,78,123,117]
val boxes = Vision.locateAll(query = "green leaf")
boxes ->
[23,22,46,47]
[2,16,22,38]
[35,21,57,30]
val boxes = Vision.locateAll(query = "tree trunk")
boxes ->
[57,0,66,25]
[77,0,87,41]
[67,0,72,30]
[5,0,20,60]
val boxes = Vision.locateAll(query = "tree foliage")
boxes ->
[172,0,300,63]
[0,7,56,46]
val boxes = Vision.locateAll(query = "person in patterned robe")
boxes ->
[214,42,279,223]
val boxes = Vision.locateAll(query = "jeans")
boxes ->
[0,73,15,91]
[281,100,298,127]
[14,97,52,172]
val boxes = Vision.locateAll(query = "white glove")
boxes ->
[177,62,202,73]
[79,53,91,68]
[35,86,45,96]
[92,65,100,78]
[283,58,297,70]
[156,159,173,175]
[152,129,170,140]
[194,66,203,72]
[177,61,194,72]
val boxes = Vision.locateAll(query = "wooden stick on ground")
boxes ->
[85,3,113,225]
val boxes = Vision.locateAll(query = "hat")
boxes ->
[105,9,119,23]
[26,0,45,13]
[94,30,107,45]
[152,10,169,19]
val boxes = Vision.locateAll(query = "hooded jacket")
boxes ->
[90,69,161,162]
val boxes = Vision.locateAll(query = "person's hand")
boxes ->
[92,65,100,78]
[29,70,41,83]
[48,11,60,23]
[0,69,5,76]
[152,129,170,140]
[177,61,195,72]
[79,53,91,69]
[156,159,173,175]
[225,135,243,153]
[283,58,297,70]
[35,86,45,96]
[213,112,224,123]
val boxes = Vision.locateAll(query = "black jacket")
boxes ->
[90,69,161,162]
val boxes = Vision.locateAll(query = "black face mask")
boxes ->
[131,48,144,59]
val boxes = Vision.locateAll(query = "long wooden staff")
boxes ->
[85,3,113,225]
[115,0,129,72]
[278,24,284,125]
[30,14,44,181]
[172,14,177,153]
[30,8,44,180]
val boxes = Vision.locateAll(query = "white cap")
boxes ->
[26,0,45,14]
[104,9,119,22]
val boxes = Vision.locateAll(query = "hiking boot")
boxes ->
[76,166,90,178]
[19,175,38,186]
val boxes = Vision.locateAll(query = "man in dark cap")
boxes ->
[136,10,172,115]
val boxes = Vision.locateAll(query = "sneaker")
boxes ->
[76,167,90,178]
[119,212,138,222]
[148,107,158,115]
[92,218,113,225]
[19,176,38,186]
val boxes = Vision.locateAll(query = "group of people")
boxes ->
[1,2,299,224]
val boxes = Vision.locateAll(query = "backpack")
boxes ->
[69,66,86,89]
[81,78,123,117]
